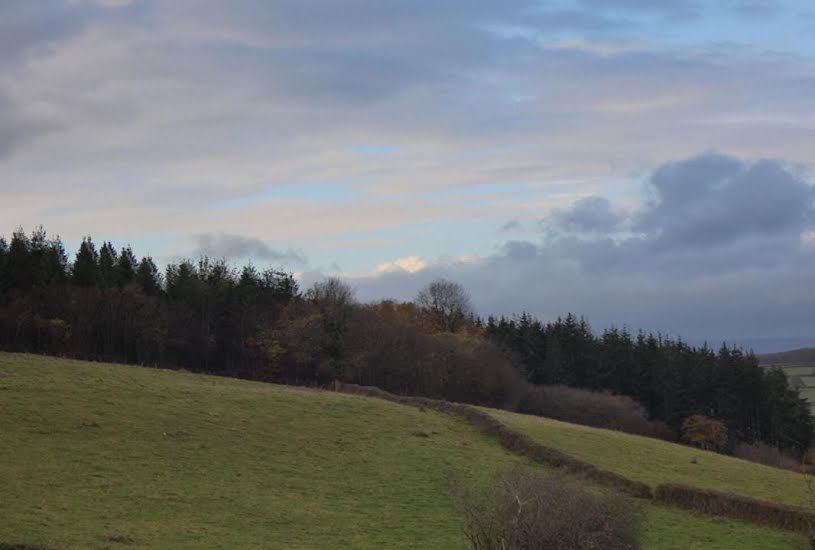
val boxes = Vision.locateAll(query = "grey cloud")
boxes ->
[347,153,815,348]
[159,1,626,108]
[636,153,815,250]
[192,233,306,265]
[499,220,523,231]
[546,196,624,234]
[0,90,54,159]
[501,240,539,261]
[0,0,103,64]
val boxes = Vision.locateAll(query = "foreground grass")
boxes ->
[485,407,811,508]
[0,353,807,549]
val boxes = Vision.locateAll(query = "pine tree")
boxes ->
[0,237,9,298]
[7,228,32,291]
[97,242,118,287]
[36,231,68,286]
[72,237,99,287]
[136,256,161,296]
[116,246,137,287]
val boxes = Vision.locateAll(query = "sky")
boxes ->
[1,0,814,351]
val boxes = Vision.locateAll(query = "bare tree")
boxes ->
[305,277,355,308]
[415,278,473,332]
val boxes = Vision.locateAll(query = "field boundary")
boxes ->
[335,382,815,534]
[335,382,652,498]
[655,484,815,533]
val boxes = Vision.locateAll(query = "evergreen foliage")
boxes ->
[485,315,813,451]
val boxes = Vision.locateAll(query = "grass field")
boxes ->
[776,366,815,412]
[485,408,811,508]
[795,376,815,387]
[780,366,815,377]
[0,353,808,549]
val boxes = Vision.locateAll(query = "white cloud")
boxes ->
[373,256,429,275]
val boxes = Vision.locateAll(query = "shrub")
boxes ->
[682,415,728,451]
[733,441,804,473]
[654,483,815,533]
[452,467,642,550]
[514,384,674,440]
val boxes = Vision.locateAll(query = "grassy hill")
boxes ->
[0,353,809,550]
[484,409,810,508]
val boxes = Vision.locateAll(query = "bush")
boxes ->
[682,415,728,451]
[654,483,815,533]
[734,441,804,473]
[514,384,674,440]
[452,467,642,550]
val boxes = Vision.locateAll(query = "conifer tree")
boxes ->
[136,256,161,296]
[7,228,32,291]
[97,242,118,287]
[72,237,99,287]
[38,233,68,286]
[0,237,9,298]
[116,246,137,287]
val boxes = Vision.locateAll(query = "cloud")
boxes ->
[2,0,813,245]
[545,196,624,234]
[191,233,306,265]
[0,2,813,350]
[344,153,815,348]
[635,153,814,250]
[0,90,54,159]
[500,220,524,231]
[372,256,428,275]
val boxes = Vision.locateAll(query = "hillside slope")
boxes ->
[759,348,815,366]
[0,353,807,550]
[485,408,810,507]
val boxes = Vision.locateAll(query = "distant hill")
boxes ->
[758,348,815,366]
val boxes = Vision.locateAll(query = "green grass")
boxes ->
[779,365,815,376]
[778,367,815,412]
[0,353,808,549]
[796,375,815,387]
[641,504,807,550]
[485,407,811,508]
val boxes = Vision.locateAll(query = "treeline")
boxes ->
[485,314,813,451]
[0,227,811,453]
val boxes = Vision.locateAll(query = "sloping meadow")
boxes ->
[0,353,808,549]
